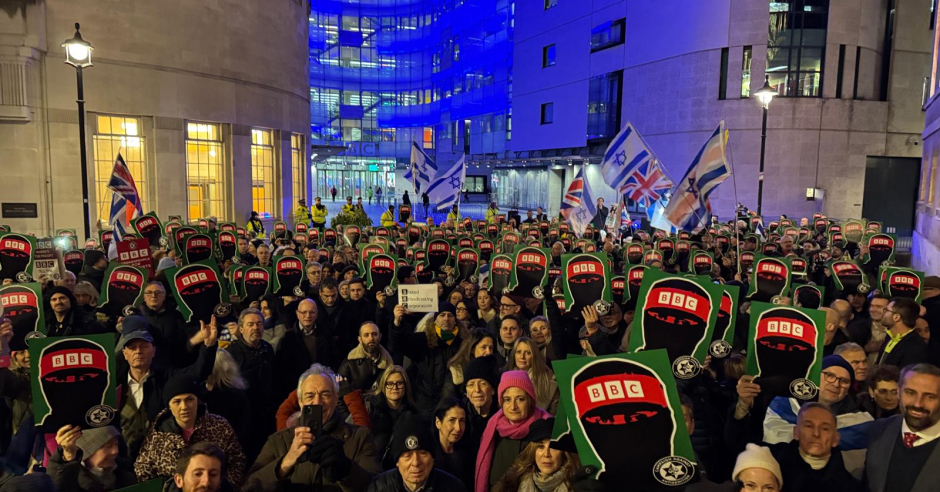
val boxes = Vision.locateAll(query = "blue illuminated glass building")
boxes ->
[309,0,513,202]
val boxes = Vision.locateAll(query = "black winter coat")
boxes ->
[366,468,467,492]
[768,441,862,492]
[364,393,415,469]
[138,303,194,368]
[388,317,463,411]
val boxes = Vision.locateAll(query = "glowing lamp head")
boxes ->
[62,23,93,68]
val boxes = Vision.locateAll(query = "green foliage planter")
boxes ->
[331,209,373,228]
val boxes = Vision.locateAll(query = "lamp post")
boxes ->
[62,23,94,241]
[754,75,776,217]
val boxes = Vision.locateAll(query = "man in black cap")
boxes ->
[462,355,500,445]
[44,286,104,337]
[78,249,108,292]
[366,415,466,492]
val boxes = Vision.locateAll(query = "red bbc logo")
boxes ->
[587,378,646,402]
[760,263,784,274]
[51,352,93,368]
[281,260,301,269]
[247,271,266,280]
[180,272,209,285]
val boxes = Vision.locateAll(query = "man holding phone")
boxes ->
[247,364,380,491]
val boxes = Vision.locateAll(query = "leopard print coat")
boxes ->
[134,404,245,487]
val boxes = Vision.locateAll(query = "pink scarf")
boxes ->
[474,408,550,492]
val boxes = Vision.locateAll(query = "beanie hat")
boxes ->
[732,443,783,488]
[76,425,120,459]
[523,417,554,445]
[45,286,76,311]
[121,315,149,335]
[342,265,360,276]
[389,415,434,463]
[163,375,202,406]
[464,354,500,389]
[823,354,855,385]
[498,370,536,402]
[83,249,106,268]
[437,302,457,318]
[502,293,524,307]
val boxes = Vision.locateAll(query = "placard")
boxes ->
[745,302,825,400]
[117,238,153,273]
[398,284,438,313]
[32,237,64,282]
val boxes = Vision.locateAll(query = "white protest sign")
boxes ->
[398,284,438,313]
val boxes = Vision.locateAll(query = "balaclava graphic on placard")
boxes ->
[790,257,807,276]
[218,232,237,262]
[674,241,691,272]
[572,358,677,490]
[566,254,606,316]
[867,234,895,268]
[888,270,920,300]
[99,231,114,253]
[644,250,663,267]
[1,285,41,340]
[174,227,197,255]
[831,260,867,295]
[415,262,434,284]
[456,249,479,283]
[657,240,674,264]
[369,254,396,292]
[814,219,828,235]
[325,228,337,244]
[639,278,711,366]
[754,307,818,399]
[185,234,213,264]
[360,245,385,271]
[345,225,361,247]
[709,290,734,358]
[426,239,450,273]
[793,284,822,309]
[611,276,625,301]
[0,234,32,282]
[101,266,145,317]
[627,265,646,303]
[458,237,474,249]
[273,257,303,297]
[38,339,110,430]
[242,266,270,304]
[133,215,162,246]
[626,244,644,265]
[490,255,513,295]
[749,258,789,303]
[691,252,713,276]
[408,226,421,245]
[174,264,223,324]
[739,252,755,271]
[513,247,548,298]
[64,250,85,276]
[716,235,730,254]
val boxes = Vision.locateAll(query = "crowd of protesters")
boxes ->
[0,197,936,492]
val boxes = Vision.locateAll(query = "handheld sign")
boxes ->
[746,302,825,400]
[398,284,438,313]
[241,265,272,304]
[708,284,739,358]
[561,252,613,319]
[165,260,225,324]
[0,232,37,283]
[272,255,304,297]
[508,245,550,299]
[0,282,45,343]
[746,255,791,303]
[98,264,147,317]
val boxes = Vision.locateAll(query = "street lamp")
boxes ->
[62,23,94,241]
[754,75,776,216]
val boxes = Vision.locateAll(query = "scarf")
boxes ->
[437,325,456,345]
[474,407,550,492]
[799,449,830,470]
[520,468,569,492]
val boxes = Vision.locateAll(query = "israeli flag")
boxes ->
[405,141,438,192]
[600,122,653,191]
[426,154,466,211]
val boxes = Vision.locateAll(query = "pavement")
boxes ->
[311,198,488,226]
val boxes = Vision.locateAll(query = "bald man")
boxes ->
[276,298,340,399]
[820,306,849,356]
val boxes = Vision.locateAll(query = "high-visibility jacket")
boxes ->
[341,204,356,214]
[380,211,397,227]
[295,205,312,224]
[311,205,328,225]
[485,207,499,224]
[246,218,265,238]
[446,211,460,224]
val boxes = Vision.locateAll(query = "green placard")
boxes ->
[688,250,714,276]
[365,252,399,292]
[359,243,387,272]
[271,255,305,297]
[507,245,550,298]
[552,350,697,488]
[791,283,825,309]
[745,302,825,401]
[489,254,513,295]
[561,252,612,318]
[627,269,720,378]
[97,262,148,317]
[165,259,225,324]
[0,282,46,342]
[864,233,897,269]
[241,265,272,305]
[131,212,164,247]
[746,255,791,303]
[879,266,924,303]
[0,232,37,282]
[454,248,481,284]
[842,219,866,244]
[708,283,740,358]
[30,333,117,432]
[829,259,869,296]
[624,264,647,305]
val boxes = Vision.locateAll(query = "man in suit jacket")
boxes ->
[591,198,609,230]
[877,297,929,368]
[535,206,548,222]
[865,363,940,492]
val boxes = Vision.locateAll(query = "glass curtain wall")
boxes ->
[491,168,549,210]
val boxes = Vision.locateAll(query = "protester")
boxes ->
[389,303,464,410]
[47,425,136,492]
[361,365,416,467]
[169,442,233,492]
[366,414,467,492]
[505,337,558,414]
[492,418,578,492]
[443,328,497,400]
[858,364,901,419]
[877,297,929,368]
[431,397,475,490]
[338,321,393,394]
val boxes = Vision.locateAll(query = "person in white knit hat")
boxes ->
[732,443,783,491]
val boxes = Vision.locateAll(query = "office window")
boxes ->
[291,133,306,207]
[453,37,460,62]
[544,0,557,9]
[93,115,148,224]
[185,122,226,222]
[590,19,625,52]
[767,0,828,97]
[587,71,622,140]
[540,103,554,124]
[542,44,556,68]
[718,48,729,100]
[423,127,434,149]
[465,175,486,193]
[251,129,277,218]
[741,46,753,97]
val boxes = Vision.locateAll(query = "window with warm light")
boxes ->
[423,127,434,149]
[251,129,277,218]
[767,0,828,97]
[186,122,227,222]
[93,115,148,224]
[291,133,307,206]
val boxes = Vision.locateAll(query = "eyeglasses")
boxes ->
[883,308,896,316]
[143,291,165,297]
[385,381,405,389]
[821,371,852,388]
[499,303,517,310]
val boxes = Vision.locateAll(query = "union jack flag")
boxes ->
[107,153,142,240]
[559,168,596,235]
[621,160,672,206]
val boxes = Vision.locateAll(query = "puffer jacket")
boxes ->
[388,314,463,410]
[366,468,467,492]
[134,404,245,487]
[247,414,380,492]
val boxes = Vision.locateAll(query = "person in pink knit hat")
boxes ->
[474,370,550,492]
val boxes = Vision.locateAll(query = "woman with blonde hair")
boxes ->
[365,364,416,468]
[493,418,578,492]
[506,337,559,414]
[72,281,99,312]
